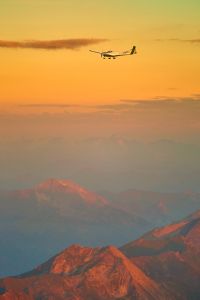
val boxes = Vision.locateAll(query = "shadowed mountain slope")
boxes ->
[121,210,200,300]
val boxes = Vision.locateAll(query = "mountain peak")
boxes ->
[35,178,108,205]
[36,178,79,190]
[12,243,166,300]
[29,244,100,276]
[102,245,125,258]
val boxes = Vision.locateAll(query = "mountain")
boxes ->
[102,189,200,225]
[5,178,148,225]
[0,244,170,300]
[1,211,200,299]
[0,179,150,277]
[121,210,200,299]
[1,179,200,277]
[33,178,108,207]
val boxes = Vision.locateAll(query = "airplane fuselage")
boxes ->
[103,51,120,57]
[102,51,132,58]
[89,46,137,59]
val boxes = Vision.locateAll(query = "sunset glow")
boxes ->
[0,0,200,108]
[1,1,200,192]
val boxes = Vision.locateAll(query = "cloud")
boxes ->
[94,103,134,111]
[0,38,108,50]
[18,104,80,108]
[183,39,200,44]
[91,97,200,112]
[156,38,200,44]
[121,97,200,107]
[2,97,200,124]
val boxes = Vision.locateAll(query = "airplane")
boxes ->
[89,45,137,59]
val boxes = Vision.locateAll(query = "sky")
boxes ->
[0,0,200,191]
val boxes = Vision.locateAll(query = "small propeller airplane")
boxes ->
[89,45,137,59]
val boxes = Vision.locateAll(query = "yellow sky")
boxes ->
[0,0,200,108]
[1,1,200,191]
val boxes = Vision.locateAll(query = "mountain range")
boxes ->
[0,178,200,277]
[1,210,200,299]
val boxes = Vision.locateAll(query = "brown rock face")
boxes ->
[0,245,168,300]
[1,210,200,299]
[121,211,200,299]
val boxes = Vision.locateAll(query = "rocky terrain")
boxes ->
[1,210,200,299]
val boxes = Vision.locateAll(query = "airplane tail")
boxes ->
[130,46,136,55]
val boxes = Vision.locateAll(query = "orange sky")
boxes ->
[0,0,200,191]
[0,0,200,110]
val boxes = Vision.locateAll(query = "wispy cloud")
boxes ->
[19,104,80,108]
[156,38,200,44]
[94,103,134,111]
[0,38,108,50]
[1,96,200,121]
[89,97,200,115]
[182,39,200,44]
[121,96,200,106]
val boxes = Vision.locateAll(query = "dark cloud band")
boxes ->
[0,38,108,50]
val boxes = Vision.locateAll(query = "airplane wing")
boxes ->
[89,50,102,54]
